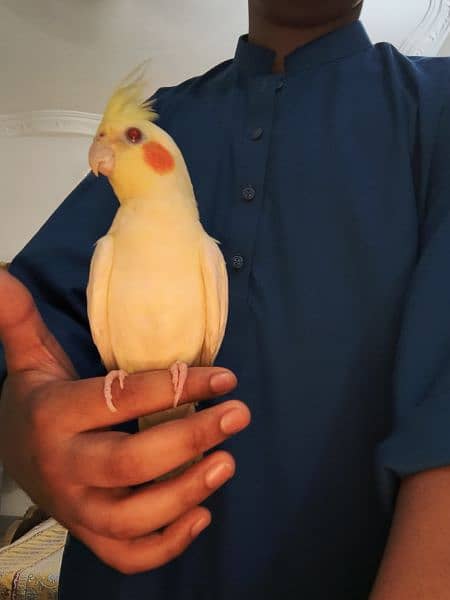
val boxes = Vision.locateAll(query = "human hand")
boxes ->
[0,269,250,573]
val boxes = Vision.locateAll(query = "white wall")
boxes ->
[1,0,450,516]
[440,33,450,56]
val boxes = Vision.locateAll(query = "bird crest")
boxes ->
[101,60,158,126]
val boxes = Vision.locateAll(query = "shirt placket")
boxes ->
[228,74,283,302]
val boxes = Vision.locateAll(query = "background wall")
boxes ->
[1,0,450,515]
[440,31,450,55]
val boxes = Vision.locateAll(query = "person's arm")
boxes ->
[372,77,450,597]
[370,468,450,598]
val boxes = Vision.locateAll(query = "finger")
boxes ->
[70,505,211,575]
[68,399,250,487]
[49,366,238,432]
[0,270,77,379]
[77,451,234,539]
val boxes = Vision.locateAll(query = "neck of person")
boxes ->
[248,4,361,73]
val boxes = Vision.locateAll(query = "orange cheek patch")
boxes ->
[143,141,175,174]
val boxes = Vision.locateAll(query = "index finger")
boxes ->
[42,367,237,431]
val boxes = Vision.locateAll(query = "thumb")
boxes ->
[0,269,77,379]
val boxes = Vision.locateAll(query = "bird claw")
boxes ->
[169,361,188,407]
[103,369,129,412]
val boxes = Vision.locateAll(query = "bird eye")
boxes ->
[125,127,143,144]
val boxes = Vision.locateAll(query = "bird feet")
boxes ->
[169,361,188,407]
[104,369,129,412]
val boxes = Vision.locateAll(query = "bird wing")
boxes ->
[199,234,229,365]
[86,234,116,371]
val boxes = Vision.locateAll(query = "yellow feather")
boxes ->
[100,60,158,127]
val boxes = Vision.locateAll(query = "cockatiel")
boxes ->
[86,63,228,432]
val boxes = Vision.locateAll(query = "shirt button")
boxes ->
[275,79,285,91]
[232,254,245,271]
[250,127,263,141]
[242,185,256,202]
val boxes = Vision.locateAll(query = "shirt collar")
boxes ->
[233,20,373,76]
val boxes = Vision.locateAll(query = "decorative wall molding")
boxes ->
[0,110,100,137]
[399,0,450,55]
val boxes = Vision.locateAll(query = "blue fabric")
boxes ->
[2,19,450,599]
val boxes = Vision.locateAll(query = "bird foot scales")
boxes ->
[103,362,188,413]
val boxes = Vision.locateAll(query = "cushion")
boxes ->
[0,518,66,599]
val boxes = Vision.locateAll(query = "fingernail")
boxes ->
[191,517,210,538]
[210,372,235,394]
[220,408,247,434]
[205,462,233,489]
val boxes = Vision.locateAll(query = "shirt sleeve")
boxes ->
[377,90,450,489]
[0,172,119,390]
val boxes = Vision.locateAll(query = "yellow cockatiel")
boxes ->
[86,64,228,431]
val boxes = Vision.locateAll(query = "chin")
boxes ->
[252,0,356,27]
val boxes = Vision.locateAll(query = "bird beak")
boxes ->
[88,136,115,177]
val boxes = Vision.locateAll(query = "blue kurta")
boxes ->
[2,19,450,599]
